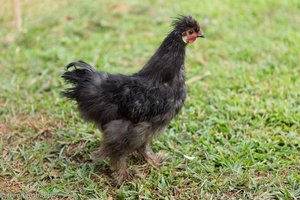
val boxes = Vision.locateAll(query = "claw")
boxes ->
[112,170,130,184]
[138,147,166,169]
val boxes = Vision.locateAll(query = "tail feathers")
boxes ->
[62,70,86,85]
[65,60,96,72]
[61,87,76,99]
[62,60,100,99]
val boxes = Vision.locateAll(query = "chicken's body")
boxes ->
[62,16,204,182]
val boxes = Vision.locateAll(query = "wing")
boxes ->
[101,75,174,124]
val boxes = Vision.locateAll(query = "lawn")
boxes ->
[1,0,300,199]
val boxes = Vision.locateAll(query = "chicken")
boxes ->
[62,15,204,182]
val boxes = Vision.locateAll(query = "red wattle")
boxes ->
[188,38,197,44]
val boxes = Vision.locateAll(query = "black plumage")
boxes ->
[62,16,204,182]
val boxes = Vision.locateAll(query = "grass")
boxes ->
[1,0,300,199]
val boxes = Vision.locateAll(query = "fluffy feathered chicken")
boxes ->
[62,16,204,182]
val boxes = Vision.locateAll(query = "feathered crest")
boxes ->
[172,15,200,32]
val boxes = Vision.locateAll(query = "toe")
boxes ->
[112,171,129,184]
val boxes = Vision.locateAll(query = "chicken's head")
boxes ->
[173,15,204,44]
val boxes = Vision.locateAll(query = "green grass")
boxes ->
[1,0,300,199]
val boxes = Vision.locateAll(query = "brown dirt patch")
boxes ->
[0,123,12,135]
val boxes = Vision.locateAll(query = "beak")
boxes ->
[197,33,205,38]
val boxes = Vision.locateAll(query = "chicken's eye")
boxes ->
[188,30,194,34]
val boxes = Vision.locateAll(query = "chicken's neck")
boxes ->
[137,30,186,85]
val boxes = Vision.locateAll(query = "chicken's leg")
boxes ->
[110,156,129,183]
[138,144,165,168]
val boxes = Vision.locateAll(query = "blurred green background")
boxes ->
[0,0,299,199]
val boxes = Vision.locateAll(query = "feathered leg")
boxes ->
[92,145,130,183]
[138,144,165,168]
[93,120,150,183]
[137,126,167,168]
[110,156,128,183]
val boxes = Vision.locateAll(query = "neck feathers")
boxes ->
[137,30,186,84]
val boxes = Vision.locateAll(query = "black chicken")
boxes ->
[62,15,204,182]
